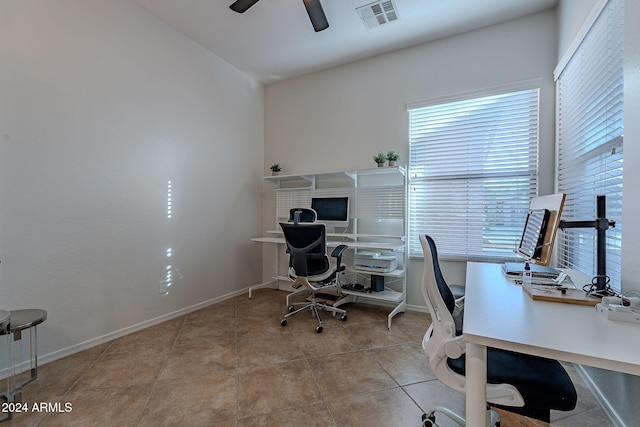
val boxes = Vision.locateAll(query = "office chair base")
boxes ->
[281,300,347,333]
[422,407,500,427]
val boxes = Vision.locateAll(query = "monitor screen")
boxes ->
[311,197,349,222]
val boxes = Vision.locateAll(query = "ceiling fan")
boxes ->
[229,0,330,32]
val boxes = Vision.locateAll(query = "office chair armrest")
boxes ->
[331,244,348,258]
[330,244,348,272]
[443,334,465,360]
[425,320,465,361]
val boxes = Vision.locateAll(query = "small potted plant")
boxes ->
[270,163,282,176]
[386,151,400,167]
[373,152,386,167]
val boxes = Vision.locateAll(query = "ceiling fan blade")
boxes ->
[302,0,329,32]
[229,0,260,13]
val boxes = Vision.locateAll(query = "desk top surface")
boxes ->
[251,236,404,251]
[464,262,640,376]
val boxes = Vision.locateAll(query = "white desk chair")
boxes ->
[419,234,577,426]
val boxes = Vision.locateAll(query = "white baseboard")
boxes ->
[5,286,429,378]
[573,364,624,426]
[36,287,249,368]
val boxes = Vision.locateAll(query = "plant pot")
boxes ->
[388,161,396,167]
[271,171,279,176]
[377,162,385,168]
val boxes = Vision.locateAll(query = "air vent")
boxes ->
[356,0,399,29]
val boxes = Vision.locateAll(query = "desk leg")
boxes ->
[466,342,487,427]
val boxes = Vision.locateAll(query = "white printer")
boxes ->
[354,251,398,273]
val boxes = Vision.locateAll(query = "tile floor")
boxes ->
[5,289,611,426]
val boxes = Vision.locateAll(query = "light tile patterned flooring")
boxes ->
[6,289,610,426]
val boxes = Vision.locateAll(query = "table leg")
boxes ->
[466,342,487,427]
[1,323,14,422]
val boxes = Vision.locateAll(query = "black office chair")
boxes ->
[283,208,319,308]
[419,234,577,426]
[279,216,348,333]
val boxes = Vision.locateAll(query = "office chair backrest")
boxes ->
[280,222,330,277]
[288,208,317,223]
[424,235,456,315]
[420,234,461,362]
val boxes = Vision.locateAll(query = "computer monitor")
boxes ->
[311,196,349,232]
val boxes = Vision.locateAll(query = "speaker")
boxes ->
[371,275,385,292]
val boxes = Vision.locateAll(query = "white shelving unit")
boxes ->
[252,166,407,329]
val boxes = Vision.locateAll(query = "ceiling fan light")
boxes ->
[229,0,261,13]
[303,0,330,32]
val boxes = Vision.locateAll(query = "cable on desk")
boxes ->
[582,275,619,298]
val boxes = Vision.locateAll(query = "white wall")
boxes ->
[621,0,640,293]
[0,0,264,362]
[556,0,600,59]
[264,10,558,308]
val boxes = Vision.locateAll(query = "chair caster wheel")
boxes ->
[315,326,323,333]
[340,314,347,321]
[421,413,436,427]
[288,305,295,313]
[280,319,287,327]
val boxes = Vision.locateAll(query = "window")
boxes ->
[408,87,540,260]
[555,0,623,290]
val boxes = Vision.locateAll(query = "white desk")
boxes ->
[251,236,404,251]
[463,262,640,427]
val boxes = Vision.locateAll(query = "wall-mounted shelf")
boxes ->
[252,166,408,329]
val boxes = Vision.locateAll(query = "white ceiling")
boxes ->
[133,0,558,84]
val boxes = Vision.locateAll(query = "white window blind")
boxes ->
[556,0,623,290]
[408,88,540,260]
